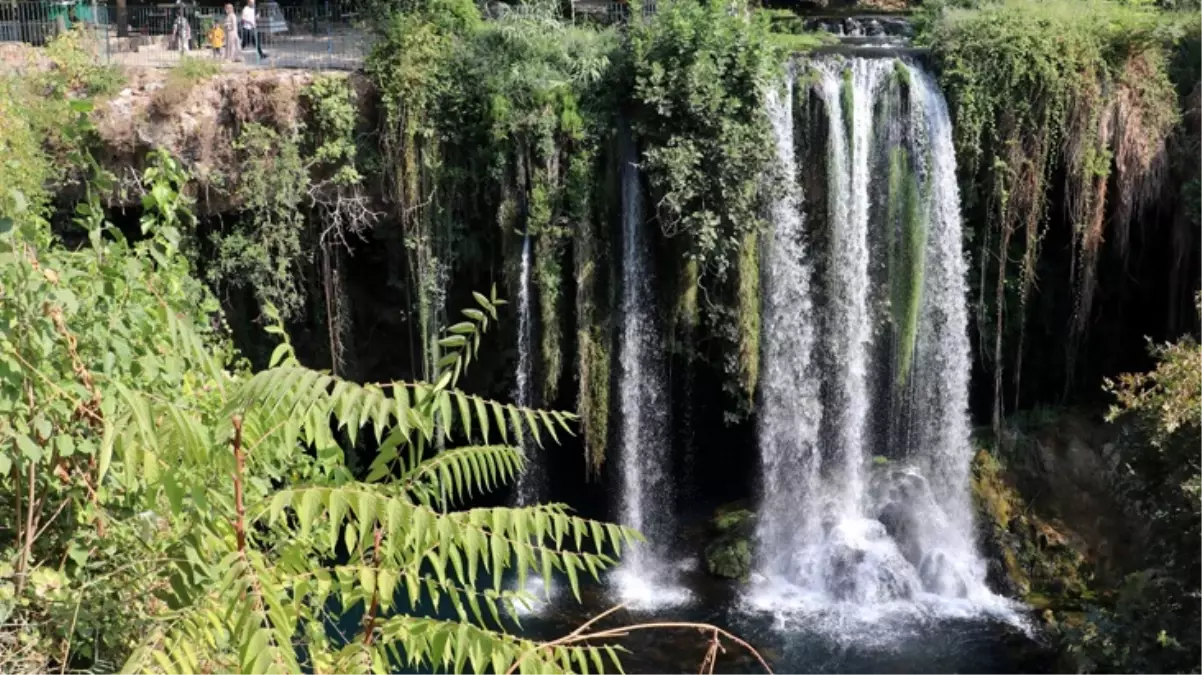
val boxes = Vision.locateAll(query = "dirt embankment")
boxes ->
[95,69,366,212]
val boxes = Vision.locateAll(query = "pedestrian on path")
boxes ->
[172,7,192,53]
[240,0,267,60]
[223,3,241,61]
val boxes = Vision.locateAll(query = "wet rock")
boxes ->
[878,500,923,566]
[704,536,752,580]
[702,501,755,581]
[919,551,968,597]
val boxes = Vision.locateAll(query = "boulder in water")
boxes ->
[919,550,969,597]
[705,536,752,581]
[702,501,755,581]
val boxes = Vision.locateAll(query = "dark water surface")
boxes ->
[506,572,1056,674]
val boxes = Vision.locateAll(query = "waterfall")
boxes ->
[613,124,687,607]
[749,57,1011,622]
[513,232,541,506]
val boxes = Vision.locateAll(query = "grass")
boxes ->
[150,56,223,116]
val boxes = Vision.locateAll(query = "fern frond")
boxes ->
[436,283,509,387]
[229,366,576,454]
[224,551,302,674]
[257,487,640,599]
[373,615,625,675]
[122,594,234,674]
[286,564,537,627]
[393,444,526,508]
[162,302,228,396]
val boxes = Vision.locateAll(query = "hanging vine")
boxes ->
[923,0,1182,431]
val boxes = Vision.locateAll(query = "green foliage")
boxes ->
[628,0,781,416]
[41,26,124,98]
[1,151,228,672]
[570,150,610,476]
[173,54,223,81]
[0,30,118,216]
[974,319,1202,674]
[113,302,641,674]
[735,230,760,409]
[208,123,310,321]
[0,79,53,230]
[303,75,365,189]
[885,145,927,389]
[628,0,776,282]
[759,8,837,52]
[1103,308,1202,448]
[703,503,754,581]
[457,10,616,402]
[0,141,656,670]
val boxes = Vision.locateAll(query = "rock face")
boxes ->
[89,68,371,213]
[971,411,1137,602]
[702,502,755,581]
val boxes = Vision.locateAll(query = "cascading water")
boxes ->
[748,56,1016,626]
[509,229,548,504]
[509,227,560,615]
[755,76,825,581]
[612,124,688,607]
[512,232,541,506]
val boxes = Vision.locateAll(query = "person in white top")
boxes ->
[239,0,266,59]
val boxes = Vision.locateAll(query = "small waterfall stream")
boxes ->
[613,124,688,607]
[748,56,1013,626]
[513,232,541,506]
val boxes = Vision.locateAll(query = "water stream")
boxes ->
[612,123,689,608]
[513,231,540,506]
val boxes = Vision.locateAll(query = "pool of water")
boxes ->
[507,569,1055,674]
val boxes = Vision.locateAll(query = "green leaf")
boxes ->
[16,434,42,462]
[269,342,291,368]
[455,392,473,442]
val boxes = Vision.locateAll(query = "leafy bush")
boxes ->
[627,0,781,414]
[0,151,228,672]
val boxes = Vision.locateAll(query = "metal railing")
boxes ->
[0,1,370,70]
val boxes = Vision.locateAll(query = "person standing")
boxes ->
[223,3,241,61]
[240,0,266,60]
[172,7,192,53]
[207,14,224,57]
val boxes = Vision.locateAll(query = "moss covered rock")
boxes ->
[972,447,1097,609]
[702,502,756,581]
